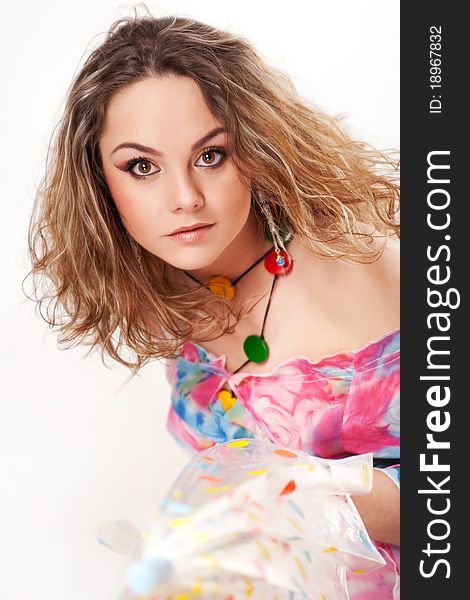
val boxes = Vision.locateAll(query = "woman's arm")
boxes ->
[351,468,400,546]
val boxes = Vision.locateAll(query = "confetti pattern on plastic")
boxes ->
[98,440,384,599]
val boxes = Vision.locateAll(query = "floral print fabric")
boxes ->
[165,328,400,598]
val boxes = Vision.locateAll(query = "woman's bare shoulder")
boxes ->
[290,222,399,298]
[347,220,399,278]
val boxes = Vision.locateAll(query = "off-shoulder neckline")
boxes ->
[179,327,400,379]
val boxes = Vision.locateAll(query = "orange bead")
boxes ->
[208,275,236,300]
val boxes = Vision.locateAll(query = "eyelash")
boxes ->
[124,145,228,180]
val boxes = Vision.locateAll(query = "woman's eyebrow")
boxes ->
[110,126,226,157]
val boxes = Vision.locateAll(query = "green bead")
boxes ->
[243,335,269,363]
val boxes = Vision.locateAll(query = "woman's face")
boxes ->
[99,76,254,272]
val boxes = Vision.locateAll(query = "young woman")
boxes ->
[29,12,400,598]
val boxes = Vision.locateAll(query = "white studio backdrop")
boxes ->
[0,1,399,599]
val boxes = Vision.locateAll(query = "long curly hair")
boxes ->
[28,8,400,370]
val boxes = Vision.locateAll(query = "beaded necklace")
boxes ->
[183,235,293,375]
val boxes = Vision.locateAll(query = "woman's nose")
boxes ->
[167,171,205,213]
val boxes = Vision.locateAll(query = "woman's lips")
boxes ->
[167,224,215,242]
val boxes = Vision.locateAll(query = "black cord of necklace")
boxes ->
[183,244,274,288]
[260,274,278,338]
[232,273,279,375]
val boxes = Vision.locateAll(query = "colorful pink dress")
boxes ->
[165,328,400,599]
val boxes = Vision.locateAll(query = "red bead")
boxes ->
[264,249,293,275]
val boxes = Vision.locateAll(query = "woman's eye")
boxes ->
[125,157,160,179]
[125,147,226,179]
[195,147,227,168]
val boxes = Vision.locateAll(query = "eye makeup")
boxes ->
[123,145,228,180]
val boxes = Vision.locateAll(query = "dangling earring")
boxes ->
[253,190,292,271]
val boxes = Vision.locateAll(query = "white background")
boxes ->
[0,1,399,599]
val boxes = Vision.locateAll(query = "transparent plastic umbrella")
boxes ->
[98,439,385,599]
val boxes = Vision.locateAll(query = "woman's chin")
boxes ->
[159,248,222,274]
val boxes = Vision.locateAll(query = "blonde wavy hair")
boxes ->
[28,8,400,370]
